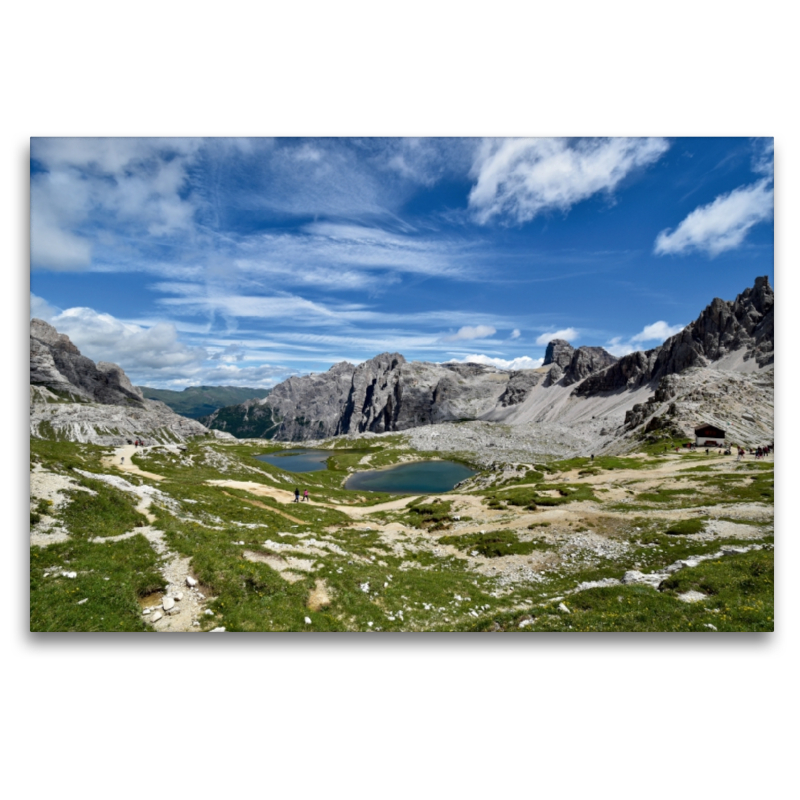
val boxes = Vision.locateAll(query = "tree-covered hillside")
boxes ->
[138,385,268,419]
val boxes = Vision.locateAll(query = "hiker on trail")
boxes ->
[294,488,300,503]
[121,457,125,464]
[590,454,594,462]
[303,489,309,502]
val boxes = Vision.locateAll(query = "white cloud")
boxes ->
[751,138,774,177]
[535,327,578,346]
[31,138,201,270]
[38,303,207,376]
[631,320,684,343]
[510,329,521,339]
[452,354,544,370]
[468,137,669,224]
[654,179,773,257]
[605,320,684,356]
[441,325,497,342]
[605,337,636,357]
[30,293,59,321]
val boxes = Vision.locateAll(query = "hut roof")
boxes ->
[694,423,726,437]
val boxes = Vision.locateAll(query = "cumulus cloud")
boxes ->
[31,138,201,270]
[605,319,684,356]
[34,301,207,377]
[631,320,684,343]
[535,327,578,346]
[452,354,544,370]
[30,292,59,321]
[604,337,636,357]
[510,329,521,339]
[468,137,669,224]
[441,325,497,342]
[654,179,773,257]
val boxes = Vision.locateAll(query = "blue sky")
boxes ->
[29,137,774,389]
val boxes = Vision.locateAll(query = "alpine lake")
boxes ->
[255,449,475,493]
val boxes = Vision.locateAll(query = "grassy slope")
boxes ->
[29,436,774,632]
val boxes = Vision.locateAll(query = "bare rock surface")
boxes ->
[575,276,774,396]
[30,320,209,445]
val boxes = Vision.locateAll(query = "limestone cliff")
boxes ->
[574,277,774,396]
[30,319,209,445]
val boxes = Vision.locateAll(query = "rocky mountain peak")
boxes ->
[30,318,144,405]
[30,319,208,444]
[574,276,774,397]
[543,339,575,369]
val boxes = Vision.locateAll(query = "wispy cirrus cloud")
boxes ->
[468,137,669,225]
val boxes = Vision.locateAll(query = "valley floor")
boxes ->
[29,431,774,632]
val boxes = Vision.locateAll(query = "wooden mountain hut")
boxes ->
[695,423,726,447]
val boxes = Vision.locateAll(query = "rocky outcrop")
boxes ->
[543,339,574,386]
[543,339,574,369]
[563,347,618,386]
[31,319,145,406]
[574,277,774,397]
[30,319,209,445]
[498,370,543,406]
[204,355,549,441]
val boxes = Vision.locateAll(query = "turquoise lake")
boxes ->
[345,460,476,494]
[255,450,331,472]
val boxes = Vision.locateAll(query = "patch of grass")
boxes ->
[398,500,454,530]
[30,534,163,632]
[439,529,549,558]
[60,478,149,539]
[475,548,773,632]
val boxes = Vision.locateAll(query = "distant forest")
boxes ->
[138,385,268,419]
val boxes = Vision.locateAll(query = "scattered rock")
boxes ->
[678,590,708,603]
[186,576,197,587]
[77,598,88,605]
[209,627,226,632]
[558,602,571,614]
[150,611,163,623]
[304,617,312,625]
[162,596,175,611]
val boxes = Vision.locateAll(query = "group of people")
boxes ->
[294,488,310,503]
[736,444,772,461]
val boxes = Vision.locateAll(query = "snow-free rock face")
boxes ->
[203,277,774,446]
[563,346,618,386]
[30,319,145,405]
[574,277,774,396]
[543,339,574,369]
[204,355,550,441]
[30,319,209,445]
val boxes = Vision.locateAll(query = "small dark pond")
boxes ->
[255,450,331,473]
[345,460,476,494]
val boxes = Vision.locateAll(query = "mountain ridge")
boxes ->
[202,277,773,443]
